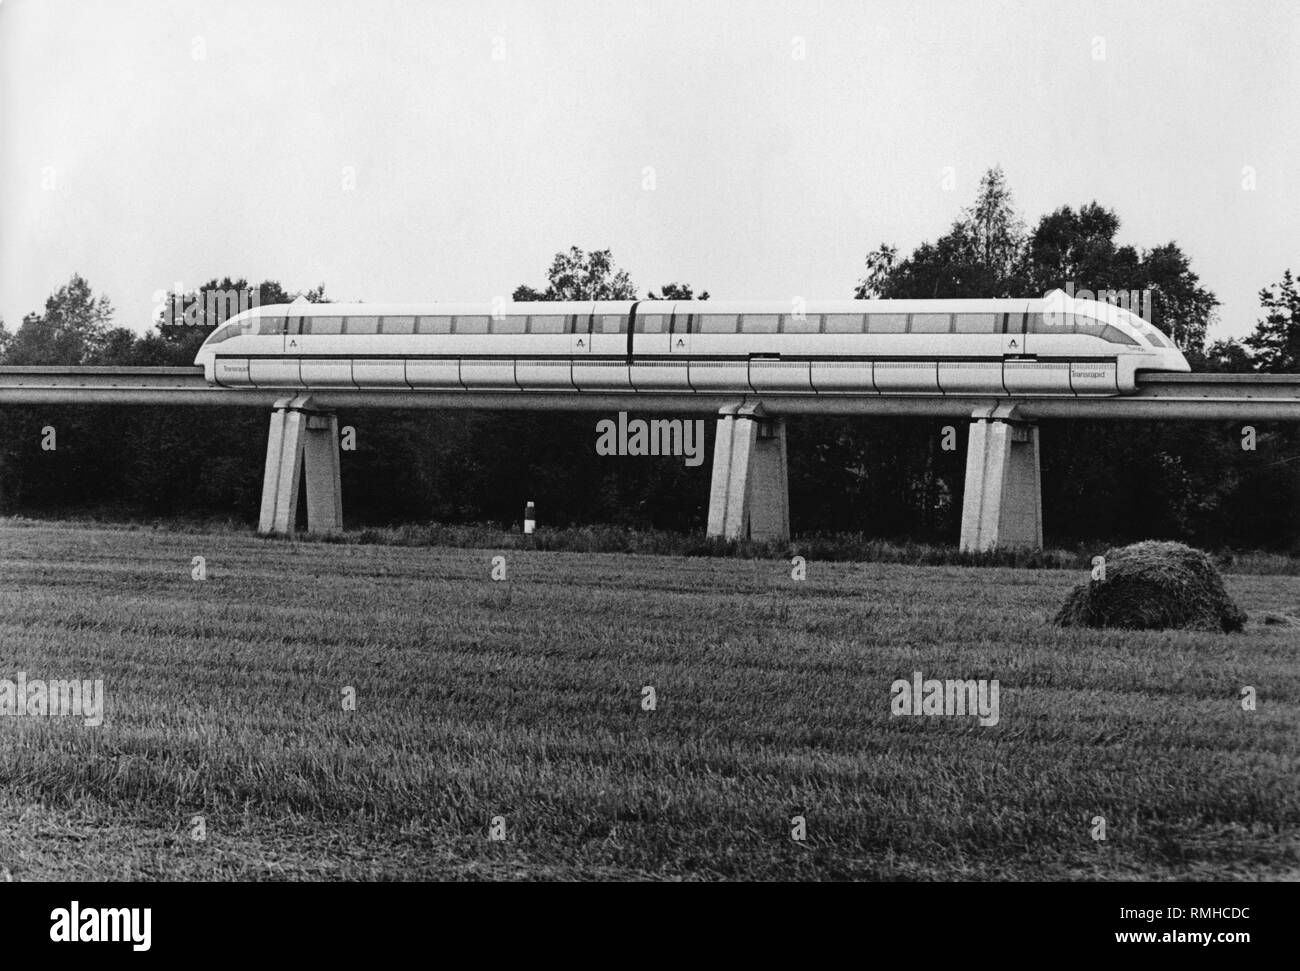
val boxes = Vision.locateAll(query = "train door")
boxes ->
[1002,308,1072,394]
[629,303,689,391]
[572,304,633,391]
[571,309,592,357]
[670,311,691,357]
[1003,310,1027,357]
[248,310,301,388]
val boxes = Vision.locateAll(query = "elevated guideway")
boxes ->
[3,367,1300,418]
[3,367,1297,549]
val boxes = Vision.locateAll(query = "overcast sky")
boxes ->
[2,0,1296,339]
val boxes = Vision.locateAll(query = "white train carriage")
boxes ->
[194,295,1190,396]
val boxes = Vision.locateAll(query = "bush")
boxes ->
[1054,540,1247,632]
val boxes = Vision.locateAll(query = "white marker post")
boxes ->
[523,500,536,535]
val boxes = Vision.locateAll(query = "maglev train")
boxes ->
[194,296,1190,396]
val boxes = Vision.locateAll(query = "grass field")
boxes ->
[1,519,1297,881]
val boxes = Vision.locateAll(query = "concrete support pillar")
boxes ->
[303,412,343,532]
[706,404,790,541]
[959,404,1042,551]
[258,395,343,536]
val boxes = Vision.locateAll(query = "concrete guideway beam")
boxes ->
[12,367,1300,419]
[959,403,1043,552]
[258,395,343,536]
[706,404,790,542]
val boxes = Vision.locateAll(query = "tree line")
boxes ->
[2,167,1298,548]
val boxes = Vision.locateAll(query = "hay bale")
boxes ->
[1054,541,1246,633]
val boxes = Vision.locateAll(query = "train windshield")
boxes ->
[205,318,257,344]
[1121,310,1174,348]
[206,322,239,344]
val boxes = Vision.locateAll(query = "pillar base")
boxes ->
[258,395,343,536]
[706,404,790,541]
[959,403,1042,551]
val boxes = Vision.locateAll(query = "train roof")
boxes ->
[226,296,1149,318]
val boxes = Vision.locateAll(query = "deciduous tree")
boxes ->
[513,247,637,302]
[3,274,114,365]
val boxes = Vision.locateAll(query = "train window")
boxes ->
[416,315,452,334]
[206,322,240,344]
[741,314,780,334]
[491,316,526,334]
[1038,312,1080,335]
[1003,312,1026,333]
[381,316,415,334]
[865,314,905,333]
[528,315,567,334]
[596,315,627,334]
[345,316,379,335]
[954,313,997,333]
[781,313,820,333]
[1103,325,1139,345]
[825,314,864,334]
[257,317,287,335]
[636,314,667,334]
[1034,312,1088,335]
[696,314,738,333]
[304,316,342,335]
[453,316,489,334]
[910,314,951,334]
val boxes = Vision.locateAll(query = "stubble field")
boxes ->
[1,521,1297,880]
